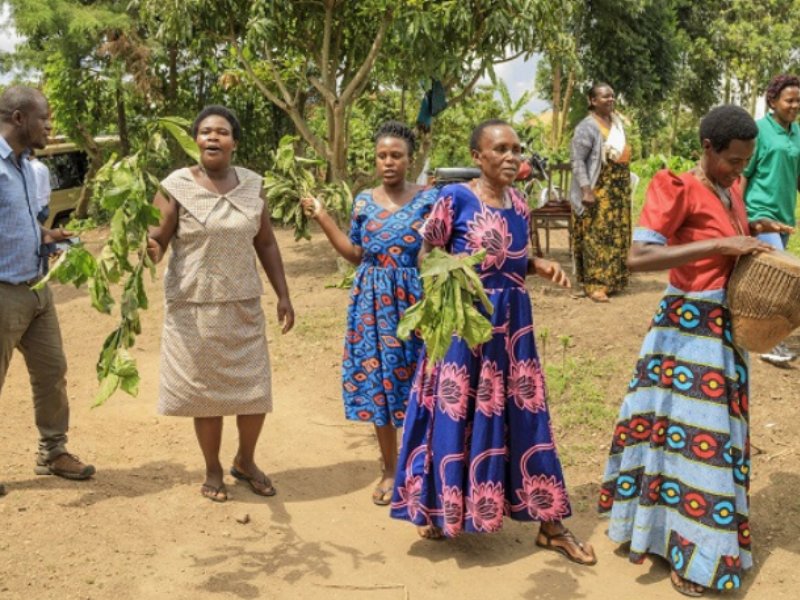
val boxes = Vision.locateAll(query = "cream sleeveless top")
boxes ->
[161,166,264,302]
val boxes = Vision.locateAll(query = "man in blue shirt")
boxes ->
[0,86,95,497]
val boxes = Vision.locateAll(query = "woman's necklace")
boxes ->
[471,178,509,209]
[692,164,744,235]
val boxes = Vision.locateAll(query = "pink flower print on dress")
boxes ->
[516,474,570,521]
[465,207,512,270]
[441,485,464,536]
[415,362,438,412]
[437,363,470,421]
[510,189,530,219]
[466,481,505,532]
[423,196,453,247]
[509,358,547,413]
[475,360,505,417]
[396,474,423,520]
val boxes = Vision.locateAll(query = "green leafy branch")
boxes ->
[35,117,199,406]
[264,135,352,240]
[397,248,494,368]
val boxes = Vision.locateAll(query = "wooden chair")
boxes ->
[529,162,573,257]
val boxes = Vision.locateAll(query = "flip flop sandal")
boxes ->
[372,486,392,506]
[230,466,277,497]
[536,527,597,565]
[200,483,228,503]
[671,572,705,597]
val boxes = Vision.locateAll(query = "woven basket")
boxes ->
[728,250,800,352]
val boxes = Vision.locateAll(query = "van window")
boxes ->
[39,152,89,191]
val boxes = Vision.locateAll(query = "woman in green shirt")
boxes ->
[742,74,798,364]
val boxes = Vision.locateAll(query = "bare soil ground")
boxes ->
[1,227,798,600]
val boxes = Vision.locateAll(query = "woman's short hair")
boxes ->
[469,119,511,152]
[587,82,613,110]
[698,105,758,152]
[374,121,416,155]
[765,74,800,107]
[191,105,242,141]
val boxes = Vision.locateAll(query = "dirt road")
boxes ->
[1,228,797,599]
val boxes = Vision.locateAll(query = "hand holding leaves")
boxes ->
[397,249,494,369]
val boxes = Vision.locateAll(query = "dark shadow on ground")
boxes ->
[191,524,386,599]
[4,460,200,507]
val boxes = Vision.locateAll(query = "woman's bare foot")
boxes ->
[536,521,597,565]
[670,571,705,597]
[417,525,443,540]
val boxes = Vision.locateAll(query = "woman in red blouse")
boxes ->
[598,105,788,597]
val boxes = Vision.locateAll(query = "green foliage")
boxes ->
[631,154,695,179]
[34,117,198,406]
[428,86,504,168]
[264,136,352,240]
[397,249,493,368]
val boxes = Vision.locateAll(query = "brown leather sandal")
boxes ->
[536,527,597,565]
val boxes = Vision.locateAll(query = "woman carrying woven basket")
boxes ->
[598,106,787,597]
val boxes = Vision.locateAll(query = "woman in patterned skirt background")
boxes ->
[302,121,436,505]
[569,83,632,302]
[599,105,789,596]
[391,119,596,566]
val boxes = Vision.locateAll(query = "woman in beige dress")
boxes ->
[147,105,294,502]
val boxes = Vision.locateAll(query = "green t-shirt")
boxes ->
[743,113,800,226]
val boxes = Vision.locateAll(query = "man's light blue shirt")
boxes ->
[0,135,41,283]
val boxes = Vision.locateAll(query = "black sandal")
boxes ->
[230,466,277,497]
[200,483,228,503]
[536,527,597,565]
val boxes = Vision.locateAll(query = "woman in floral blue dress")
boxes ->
[302,122,436,505]
[390,120,596,565]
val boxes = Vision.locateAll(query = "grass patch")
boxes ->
[544,354,618,433]
[290,306,343,339]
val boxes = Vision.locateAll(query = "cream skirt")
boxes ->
[158,298,272,417]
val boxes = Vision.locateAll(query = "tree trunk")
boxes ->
[557,67,576,148]
[550,59,562,152]
[330,104,348,183]
[724,70,732,104]
[411,127,432,182]
[73,125,105,219]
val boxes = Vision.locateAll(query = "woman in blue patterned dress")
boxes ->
[598,106,786,597]
[390,120,596,566]
[301,121,436,505]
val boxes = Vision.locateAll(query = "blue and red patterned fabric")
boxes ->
[600,170,752,591]
[390,183,572,536]
[342,188,437,427]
